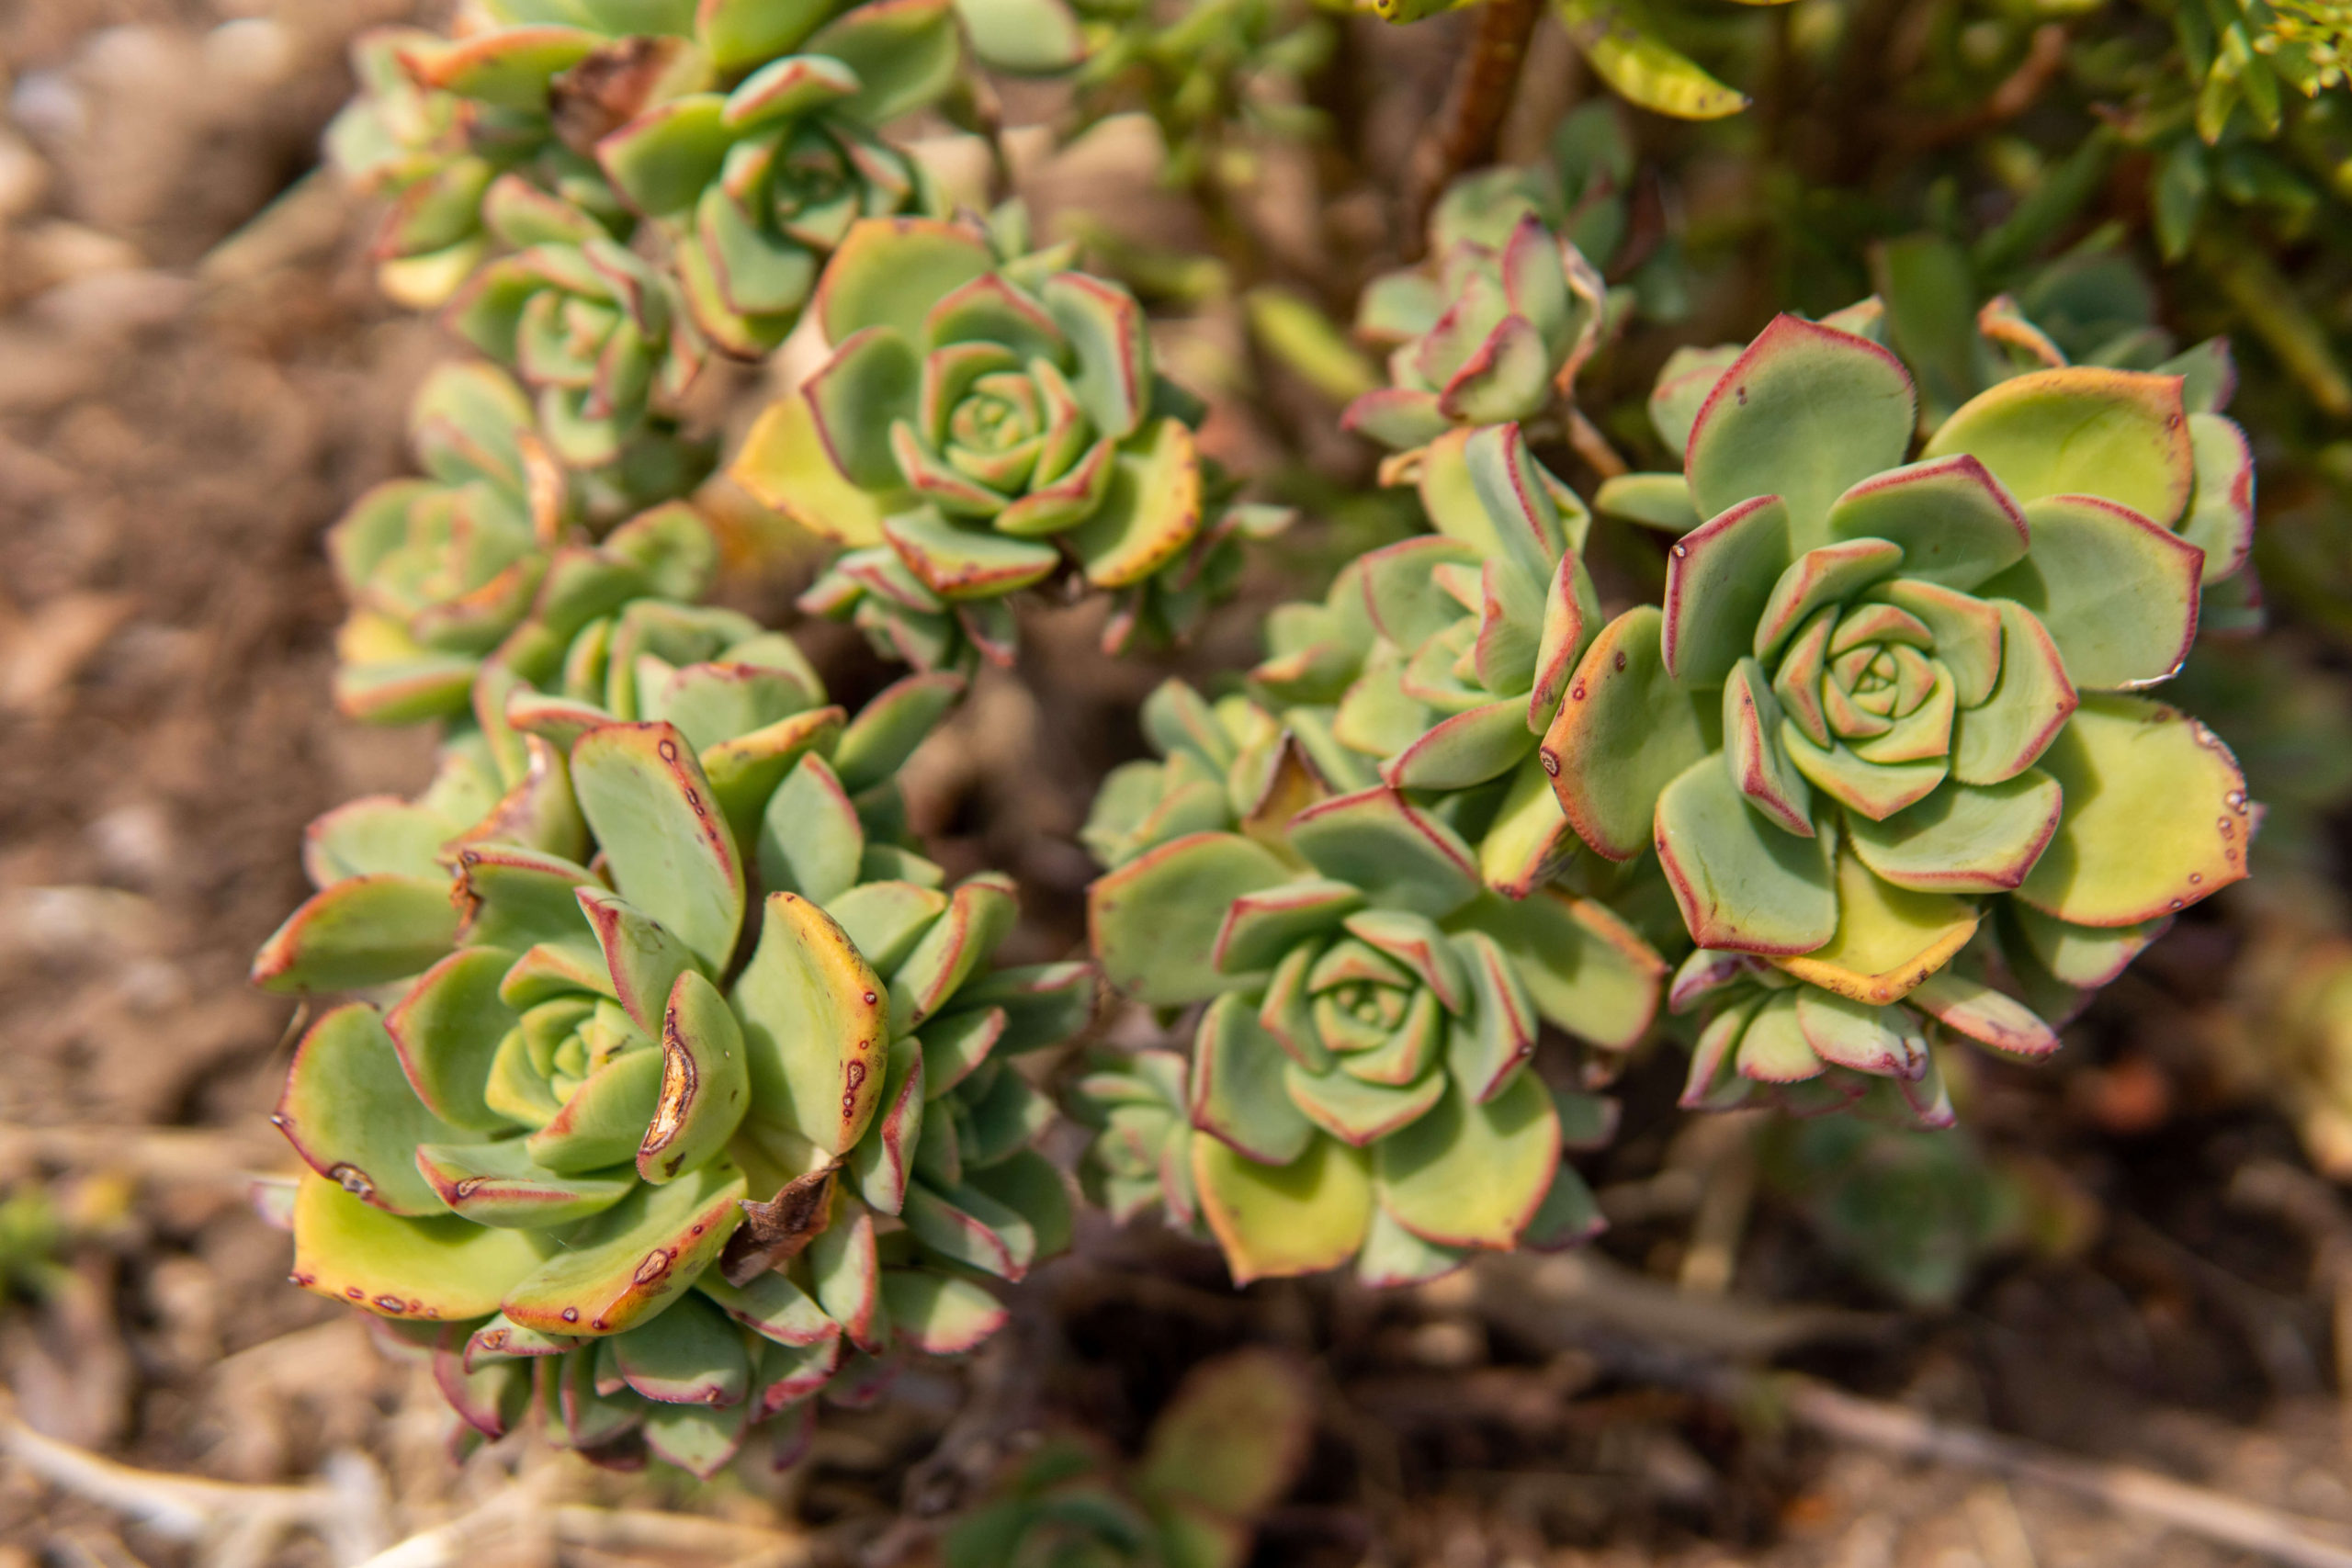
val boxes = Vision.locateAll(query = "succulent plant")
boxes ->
[1558,306,2257,1123]
[336,0,986,351]
[448,202,715,470]
[254,599,1089,1473]
[326,28,628,310]
[732,216,1289,671]
[1245,423,1703,946]
[1053,0,1333,193]
[1080,673,1641,1283]
[930,1348,1314,1568]
[1344,209,1607,455]
[1067,1046,1206,1238]
[327,364,717,727]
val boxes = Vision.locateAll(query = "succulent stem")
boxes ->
[1403,0,1542,254]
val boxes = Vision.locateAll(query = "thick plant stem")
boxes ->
[1402,0,1542,253]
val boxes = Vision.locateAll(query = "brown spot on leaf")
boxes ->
[550,36,693,156]
[720,1166,838,1285]
[639,1018,700,1157]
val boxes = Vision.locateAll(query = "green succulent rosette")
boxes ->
[1248,424,1648,908]
[328,364,716,727]
[732,217,1289,671]
[327,27,628,310]
[1066,1046,1204,1237]
[1080,679,1640,1285]
[448,197,715,470]
[583,10,960,358]
[253,603,1090,1475]
[1344,209,1606,455]
[1550,308,2259,1123]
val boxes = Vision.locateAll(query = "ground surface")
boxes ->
[0,4,2348,1565]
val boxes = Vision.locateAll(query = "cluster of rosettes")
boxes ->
[729,217,1291,672]
[1561,301,2257,1124]
[1070,428,1668,1285]
[1071,271,2263,1286]
[328,0,1045,467]
[255,561,1090,1475]
[327,361,714,727]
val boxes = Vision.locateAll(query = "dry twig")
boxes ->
[0,1400,386,1566]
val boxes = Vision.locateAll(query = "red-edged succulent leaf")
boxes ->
[386,947,520,1132]
[1685,315,1917,547]
[1091,832,1293,1005]
[610,1290,749,1405]
[732,891,891,1156]
[414,1139,636,1227]
[501,1159,746,1336]
[1541,606,1708,861]
[276,1004,465,1215]
[638,969,752,1183]
[2015,694,2252,927]
[252,875,460,995]
[571,723,746,972]
[288,1170,549,1323]
[1922,367,2193,529]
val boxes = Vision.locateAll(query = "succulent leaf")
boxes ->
[277,1006,469,1216]
[1921,367,2194,528]
[1684,315,1917,545]
[502,1158,746,1335]
[1977,495,2202,691]
[731,891,891,1156]
[1541,606,1708,861]
[2015,695,2252,925]
[290,1172,551,1322]
[1191,1134,1374,1285]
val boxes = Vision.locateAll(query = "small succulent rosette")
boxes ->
[329,367,715,727]
[1250,424,1627,902]
[1080,680,1648,1285]
[732,217,1289,671]
[1549,307,2259,1124]
[253,613,1090,1474]
[1066,1046,1204,1237]
[448,204,713,470]
[1343,205,1607,455]
[326,28,625,310]
[733,212,1288,667]
[930,1348,1313,1568]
